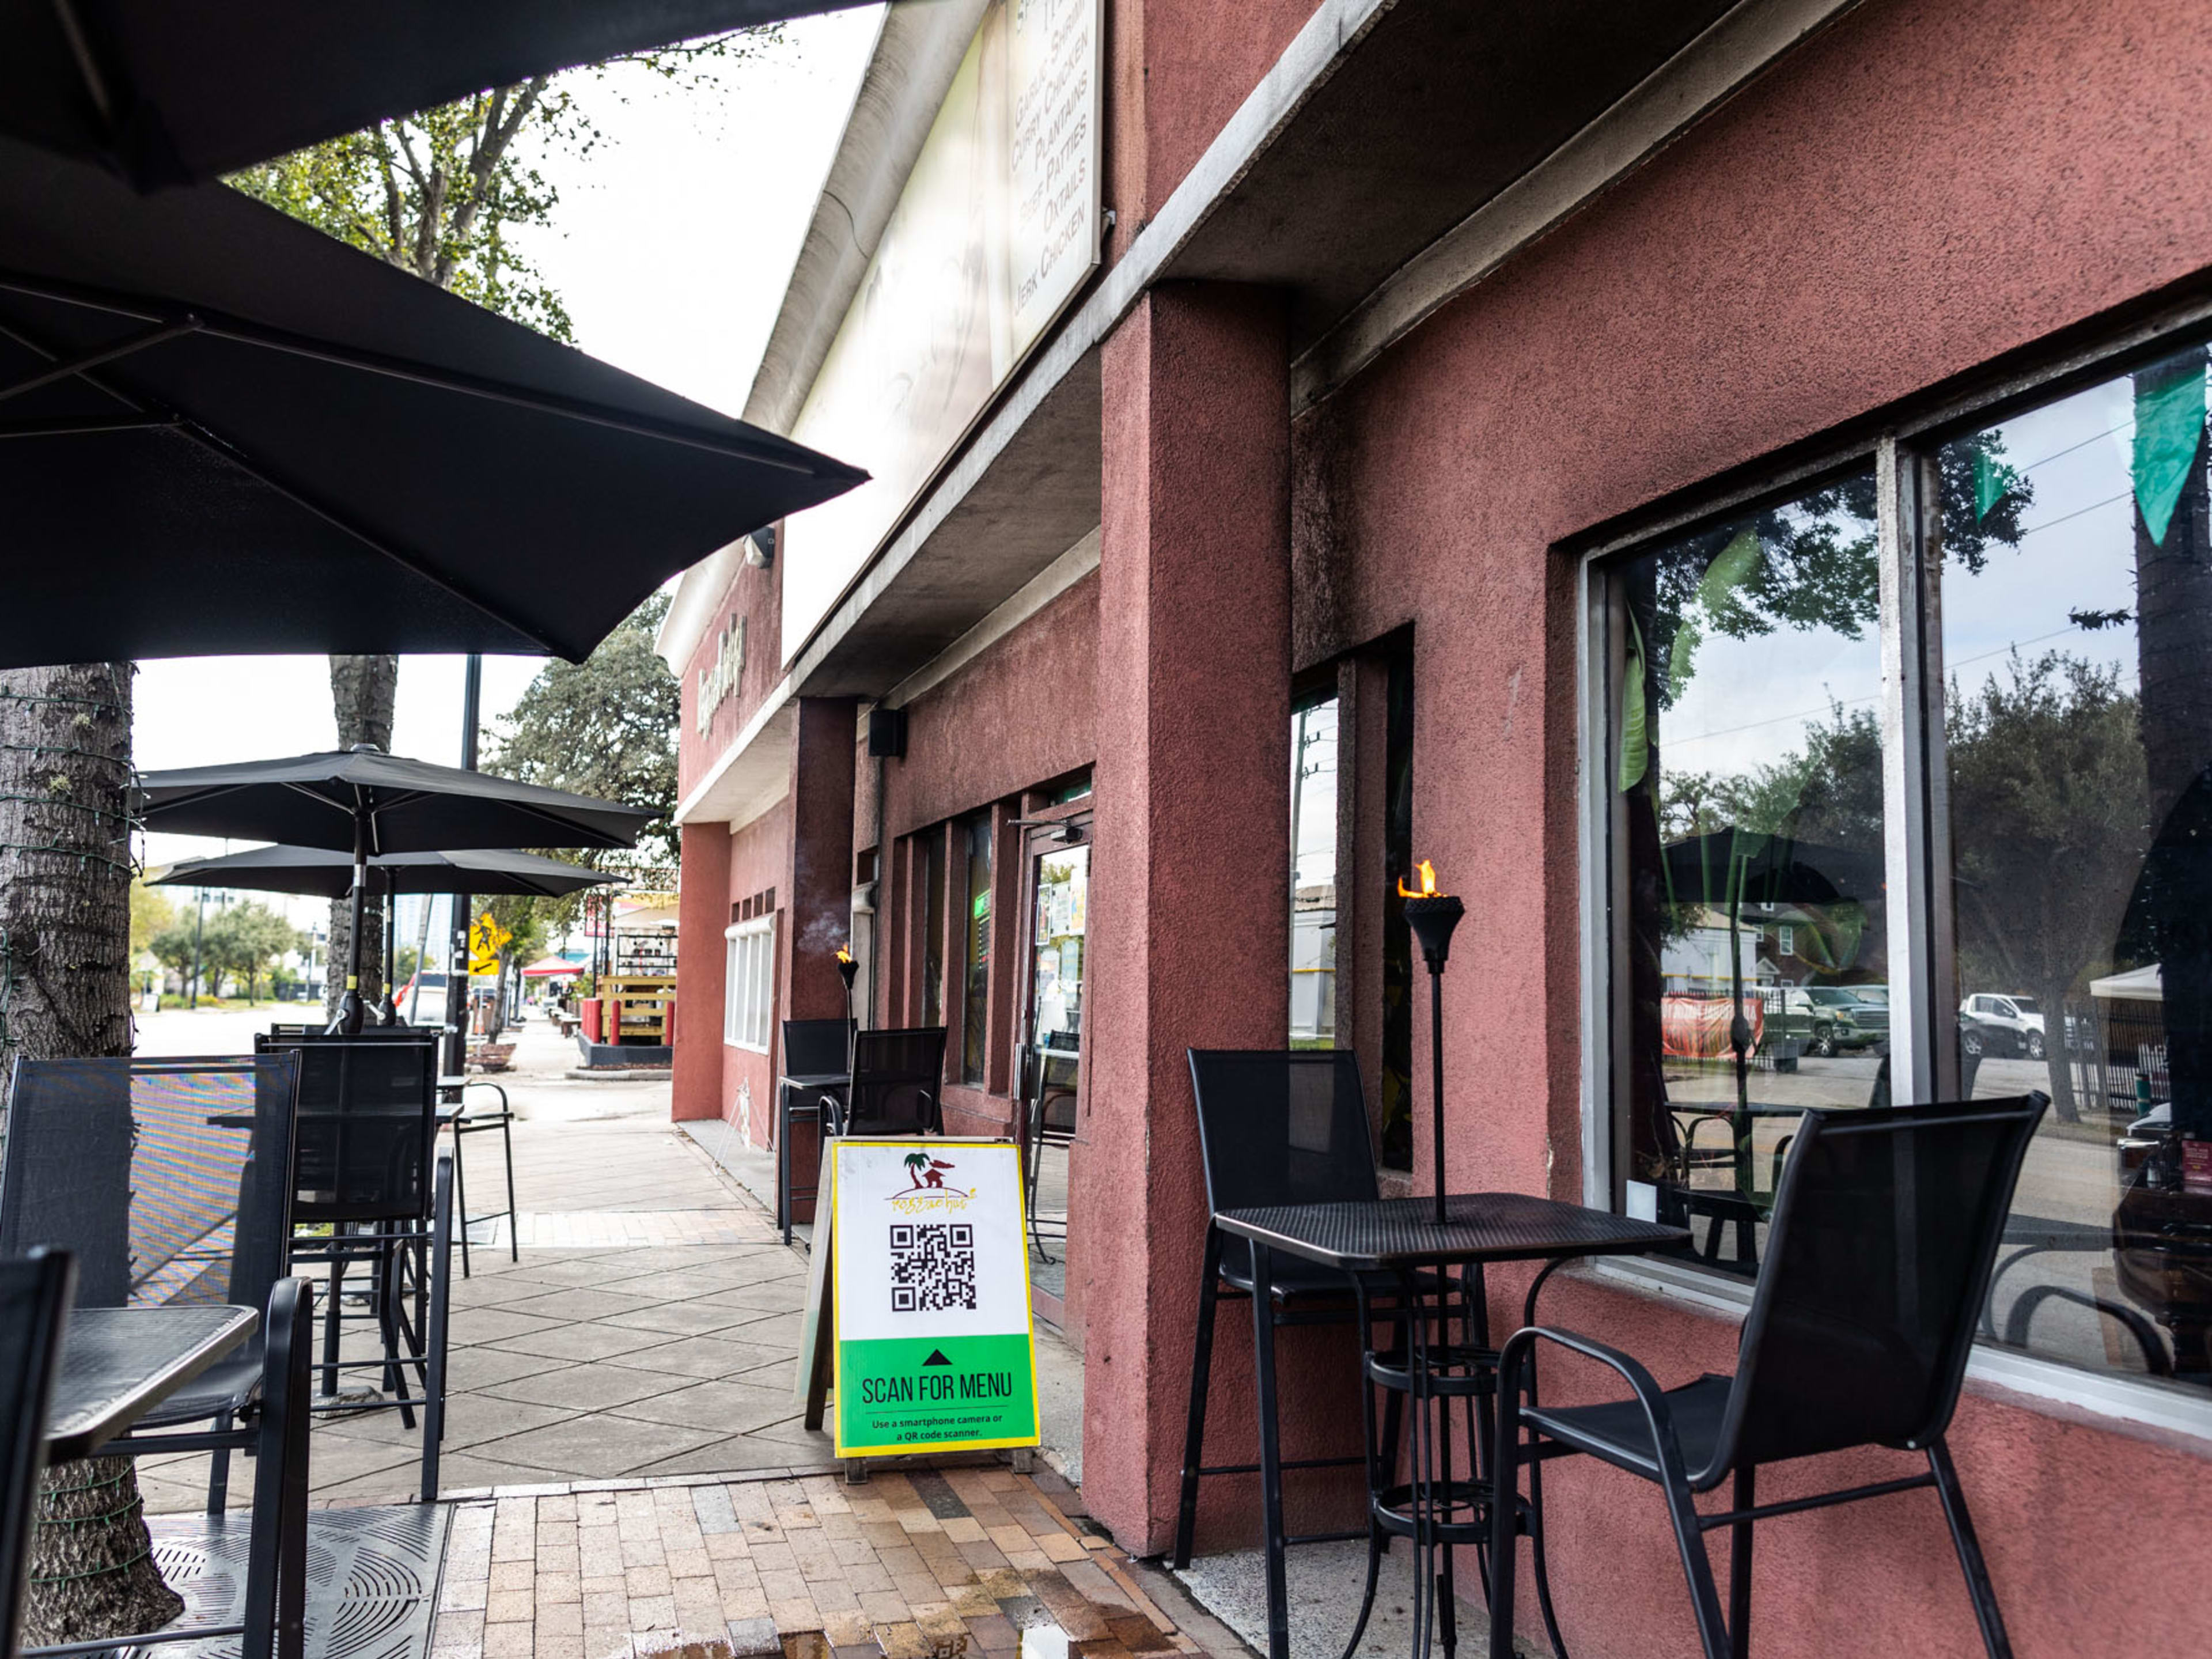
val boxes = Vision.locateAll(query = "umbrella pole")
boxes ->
[337,813,369,1035]
[378,869,399,1025]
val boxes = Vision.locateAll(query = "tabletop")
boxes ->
[782,1073,848,1088]
[48,1304,257,1461]
[1216,1192,1688,1272]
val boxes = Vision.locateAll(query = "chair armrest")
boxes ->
[1498,1324,1695,1484]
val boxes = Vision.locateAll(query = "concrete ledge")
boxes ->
[562,1066,672,1082]
[572,1035,672,1069]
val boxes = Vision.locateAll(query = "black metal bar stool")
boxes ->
[439,1074,517,1274]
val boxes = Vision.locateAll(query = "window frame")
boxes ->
[1574,301,2212,1444]
[723,915,776,1054]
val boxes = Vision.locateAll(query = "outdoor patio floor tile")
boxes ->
[470,1415,730,1480]
[594,1301,765,1337]
[608,1379,806,1433]
[498,1287,669,1322]
[487,1322,685,1363]
[483,1362,695,1414]
[605,1334,794,1379]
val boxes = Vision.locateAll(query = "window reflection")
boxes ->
[1940,342,2212,1388]
[1608,471,1887,1275]
[1291,695,1339,1048]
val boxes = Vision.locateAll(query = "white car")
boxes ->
[1959,993,2046,1060]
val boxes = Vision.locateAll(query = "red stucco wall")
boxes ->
[1271,0,2212,1652]
[676,551,785,800]
[881,571,1100,844]
[1105,0,1320,262]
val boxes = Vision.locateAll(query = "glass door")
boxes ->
[1021,821,1089,1323]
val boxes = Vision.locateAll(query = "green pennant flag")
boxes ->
[1697,527,1762,616]
[1972,443,2020,521]
[1618,613,1650,794]
[2134,354,2206,547]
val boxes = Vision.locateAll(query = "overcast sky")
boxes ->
[139,7,882,906]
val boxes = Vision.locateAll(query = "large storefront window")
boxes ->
[1937,343,2212,1388]
[1605,471,1889,1274]
[1598,332,2212,1399]
[1290,693,1339,1047]
[961,812,993,1085]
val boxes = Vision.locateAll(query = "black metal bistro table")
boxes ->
[778,1072,848,1247]
[1214,1194,1688,1659]
[43,1301,311,1659]
[47,1304,257,1460]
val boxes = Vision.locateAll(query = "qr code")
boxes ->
[889,1222,976,1312]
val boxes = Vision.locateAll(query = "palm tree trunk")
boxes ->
[324,654,398,1019]
[0,663,183,1644]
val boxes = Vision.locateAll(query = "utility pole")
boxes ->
[189,886,206,1009]
[444,654,482,1074]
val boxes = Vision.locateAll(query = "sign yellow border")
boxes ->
[830,1137,1042,1458]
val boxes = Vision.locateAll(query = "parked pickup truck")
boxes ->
[1758,984,1888,1058]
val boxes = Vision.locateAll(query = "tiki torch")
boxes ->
[1400,860,1465,1226]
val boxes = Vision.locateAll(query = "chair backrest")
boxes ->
[255,1033,437,1224]
[845,1027,948,1134]
[1718,1094,2047,1469]
[267,1022,440,1040]
[782,1017,854,1078]
[0,1055,300,1313]
[0,1249,72,1659]
[1029,1043,1081,1135]
[1186,1050,1382,1216]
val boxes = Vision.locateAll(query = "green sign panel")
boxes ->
[832,1140,1039,1457]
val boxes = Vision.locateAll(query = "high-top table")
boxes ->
[1214,1194,1688,1659]
[47,1304,257,1460]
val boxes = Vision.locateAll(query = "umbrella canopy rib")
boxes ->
[0,304,565,654]
[0,270,827,474]
[0,313,195,403]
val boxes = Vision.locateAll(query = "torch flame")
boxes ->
[835,945,853,964]
[1397,859,1446,900]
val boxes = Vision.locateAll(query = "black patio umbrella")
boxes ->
[0,132,865,668]
[137,747,654,1031]
[1657,827,1884,1112]
[149,844,623,903]
[0,1,873,190]
[151,844,624,1025]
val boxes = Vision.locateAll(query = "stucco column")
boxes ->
[1082,283,1291,1552]
[783,697,860,1023]
[671,820,732,1123]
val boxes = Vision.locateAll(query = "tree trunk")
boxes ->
[324,654,398,1019]
[0,664,182,1645]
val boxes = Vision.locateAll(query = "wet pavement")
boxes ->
[429,1467,1244,1659]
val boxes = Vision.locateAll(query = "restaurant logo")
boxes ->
[694,612,745,737]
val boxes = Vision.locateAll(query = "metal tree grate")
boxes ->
[142,1503,451,1659]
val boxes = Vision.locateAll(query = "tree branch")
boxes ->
[448,77,550,259]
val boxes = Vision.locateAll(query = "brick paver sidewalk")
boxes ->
[433,1467,1226,1659]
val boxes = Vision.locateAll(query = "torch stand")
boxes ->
[1402,894,1466,1226]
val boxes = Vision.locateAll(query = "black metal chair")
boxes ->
[0,1054,302,1512]
[1176,1050,1438,1574]
[0,1250,73,1659]
[779,1017,853,1247]
[821,1026,948,1140]
[256,1031,453,1498]
[1018,1033,1080,1263]
[1488,1094,2048,1659]
[438,1075,517,1275]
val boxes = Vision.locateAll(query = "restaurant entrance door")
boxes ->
[1019,816,1089,1328]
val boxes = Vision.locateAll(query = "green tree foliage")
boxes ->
[228,31,779,341]
[488,591,679,869]
[1948,653,2149,1120]
[128,880,177,959]
[201,902,306,1005]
